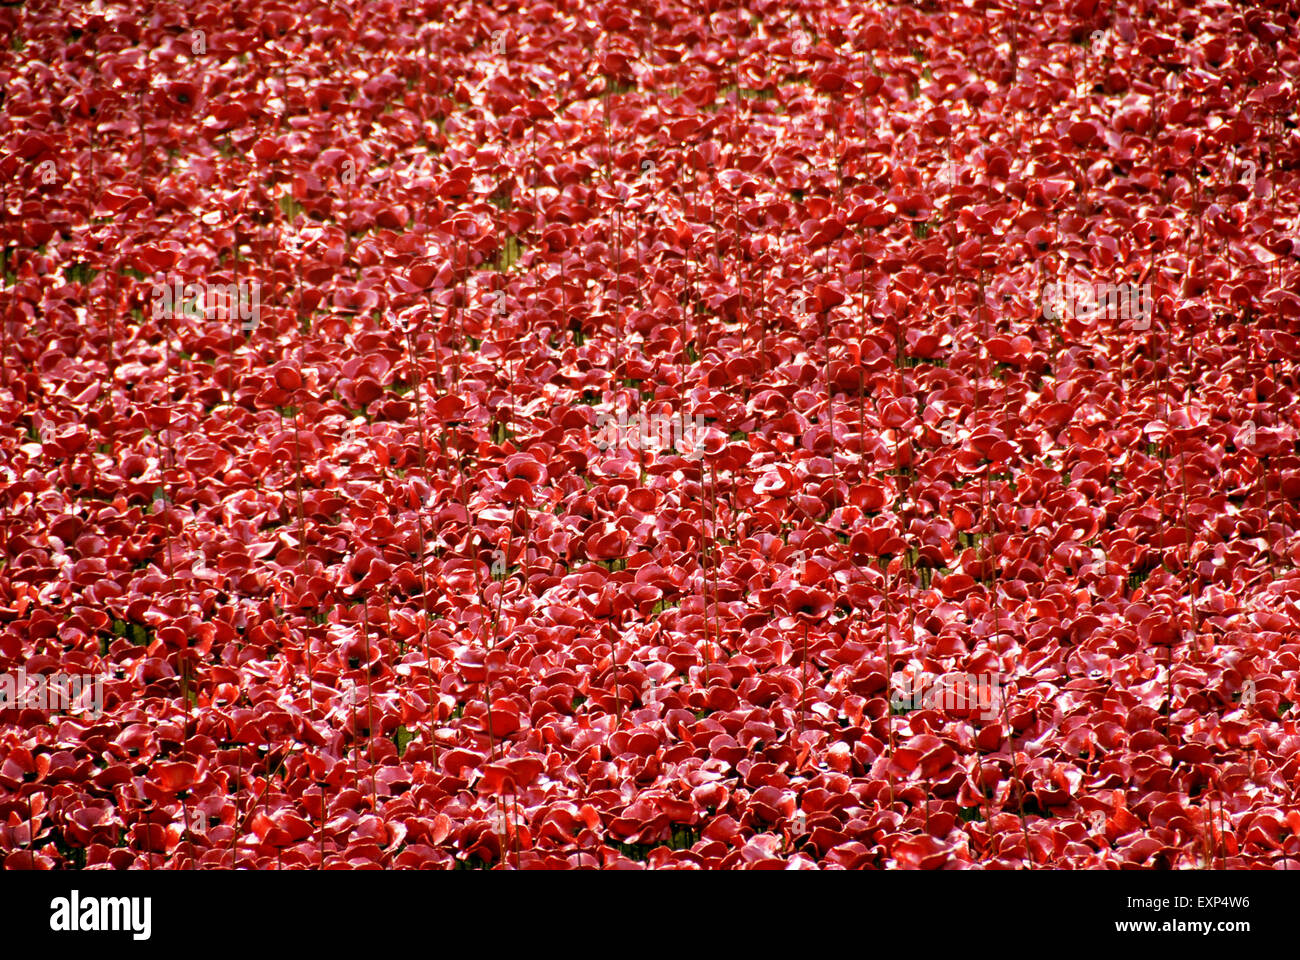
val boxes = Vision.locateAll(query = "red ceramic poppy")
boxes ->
[0,0,1296,872]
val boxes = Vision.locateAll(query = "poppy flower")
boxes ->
[1,0,1296,872]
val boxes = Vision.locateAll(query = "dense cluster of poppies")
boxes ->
[2,0,1298,869]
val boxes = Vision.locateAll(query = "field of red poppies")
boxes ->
[2,0,1299,870]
